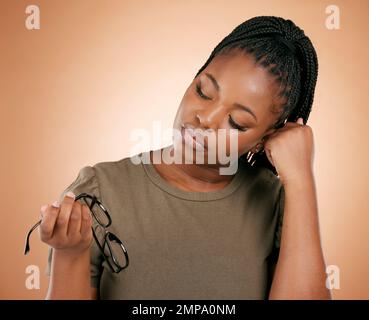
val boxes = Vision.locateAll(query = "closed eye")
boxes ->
[195,82,247,132]
[195,83,212,100]
[229,115,248,132]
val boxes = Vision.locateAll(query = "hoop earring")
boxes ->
[246,150,256,167]
[246,141,265,167]
[246,149,263,167]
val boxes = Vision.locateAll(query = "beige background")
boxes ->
[1,0,368,299]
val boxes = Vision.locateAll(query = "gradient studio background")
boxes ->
[1,0,368,299]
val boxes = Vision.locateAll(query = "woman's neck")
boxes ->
[150,145,235,192]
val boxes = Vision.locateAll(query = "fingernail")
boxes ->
[40,204,48,212]
[51,200,60,208]
[65,191,75,199]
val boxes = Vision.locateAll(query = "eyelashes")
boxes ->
[195,83,212,100]
[195,83,248,132]
[228,114,248,132]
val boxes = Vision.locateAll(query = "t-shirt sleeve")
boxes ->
[45,165,104,288]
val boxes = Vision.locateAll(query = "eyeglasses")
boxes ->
[24,193,129,273]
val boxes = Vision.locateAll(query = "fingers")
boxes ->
[39,204,59,241]
[273,117,305,134]
[38,192,94,253]
[67,201,82,237]
[55,191,76,236]
[80,204,92,239]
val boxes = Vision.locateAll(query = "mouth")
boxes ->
[181,124,208,151]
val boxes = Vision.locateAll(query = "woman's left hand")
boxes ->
[263,117,315,185]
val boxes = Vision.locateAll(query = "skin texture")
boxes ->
[152,49,284,192]
[43,49,331,300]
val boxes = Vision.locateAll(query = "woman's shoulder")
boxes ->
[241,160,283,190]
[239,161,284,208]
[92,152,145,177]
[89,151,149,188]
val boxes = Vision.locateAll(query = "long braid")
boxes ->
[194,16,318,175]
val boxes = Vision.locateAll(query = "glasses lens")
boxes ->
[107,234,128,269]
[93,225,128,271]
[82,197,110,227]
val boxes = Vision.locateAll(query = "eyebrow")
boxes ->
[204,72,258,123]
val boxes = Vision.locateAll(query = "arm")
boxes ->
[46,249,98,300]
[40,192,98,300]
[268,170,332,299]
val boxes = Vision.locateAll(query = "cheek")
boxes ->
[230,131,260,155]
[213,131,247,156]
[181,90,199,112]
[206,127,261,155]
[174,92,199,124]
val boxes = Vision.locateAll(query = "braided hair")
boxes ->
[194,16,318,175]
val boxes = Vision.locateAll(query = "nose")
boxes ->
[196,107,222,130]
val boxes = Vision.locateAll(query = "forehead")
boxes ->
[202,51,283,123]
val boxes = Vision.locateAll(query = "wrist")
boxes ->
[53,247,90,264]
[280,167,314,188]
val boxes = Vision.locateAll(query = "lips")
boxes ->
[181,124,208,151]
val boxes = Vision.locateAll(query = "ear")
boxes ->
[263,127,277,140]
[250,127,278,153]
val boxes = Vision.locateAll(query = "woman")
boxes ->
[41,16,331,299]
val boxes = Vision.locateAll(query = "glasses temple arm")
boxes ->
[24,219,42,255]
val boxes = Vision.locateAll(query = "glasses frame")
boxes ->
[24,192,129,274]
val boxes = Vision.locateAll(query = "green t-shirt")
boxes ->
[46,148,285,299]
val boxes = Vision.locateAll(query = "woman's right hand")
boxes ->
[38,191,93,257]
